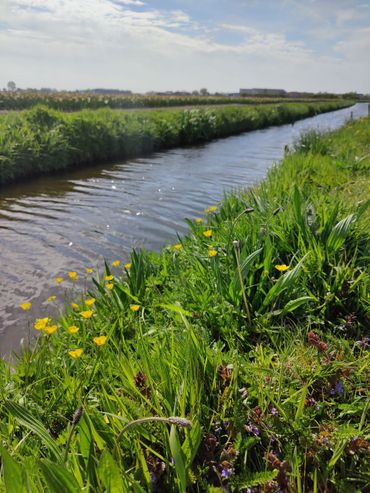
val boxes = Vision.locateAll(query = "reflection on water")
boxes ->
[0,104,366,354]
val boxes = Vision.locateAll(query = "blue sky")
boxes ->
[0,0,369,92]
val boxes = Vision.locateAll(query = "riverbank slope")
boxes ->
[0,101,351,186]
[0,117,369,492]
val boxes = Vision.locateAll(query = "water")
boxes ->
[0,103,367,354]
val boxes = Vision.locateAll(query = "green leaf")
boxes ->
[327,213,355,253]
[169,425,187,493]
[38,460,80,493]
[98,449,125,493]
[281,296,315,315]
[4,401,62,462]
[182,421,202,467]
[0,446,28,493]
[238,470,279,488]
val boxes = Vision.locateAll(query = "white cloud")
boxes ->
[0,0,369,92]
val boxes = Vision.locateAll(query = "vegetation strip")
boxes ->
[0,91,353,112]
[0,101,351,186]
[0,117,369,491]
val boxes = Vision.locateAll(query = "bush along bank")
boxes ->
[0,117,369,492]
[0,100,352,186]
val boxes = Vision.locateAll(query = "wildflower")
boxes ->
[71,303,79,310]
[112,260,121,267]
[174,243,182,250]
[80,310,93,319]
[275,264,289,272]
[34,318,50,330]
[124,263,132,269]
[55,277,64,283]
[245,423,260,436]
[195,217,203,223]
[68,271,78,281]
[221,465,233,479]
[85,267,93,274]
[85,298,96,306]
[93,335,107,346]
[69,348,83,359]
[46,295,56,302]
[205,205,217,213]
[67,325,79,334]
[104,274,114,281]
[208,248,217,257]
[105,283,114,290]
[103,415,110,424]
[20,302,32,311]
[44,325,58,335]
[203,229,213,238]
[130,304,141,312]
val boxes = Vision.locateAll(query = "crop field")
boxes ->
[0,100,351,186]
[0,117,369,492]
[0,91,349,112]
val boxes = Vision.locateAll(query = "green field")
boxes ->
[0,117,369,492]
[0,101,351,186]
[0,91,350,112]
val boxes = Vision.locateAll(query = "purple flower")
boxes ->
[335,381,344,395]
[221,467,233,479]
[150,471,157,484]
[245,423,260,436]
[270,407,278,415]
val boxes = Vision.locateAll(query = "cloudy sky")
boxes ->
[0,0,369,93]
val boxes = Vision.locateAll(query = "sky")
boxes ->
[0,0,369,93]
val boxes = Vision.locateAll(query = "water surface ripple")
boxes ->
[0,104,367,354]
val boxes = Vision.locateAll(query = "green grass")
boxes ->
[0,100,352,186]
[0,117,369,492]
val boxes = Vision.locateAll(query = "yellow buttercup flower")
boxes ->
[104,274,114,281]
[44,325,57,335]
[85,267,93,274]
[205,205,217,213]
[105,283,114,290]
[112,260,121,267]
[103,415,110,424]
[130,304,141,312]
[124,263,132,269]
[174,243,182,250]
[203,230,213,238]
[55,277,64,283]
[275,264,289,272]
[67,325,79,334]
[68,271,78,281]
[208,249,218,257]
[71,303,79,310]
[69,348,83,359]
[20,302,32,311]
[47,295,56,302]
[34,318,50,330]
[85,298,96,306]
[80,310,93,319]
[93,335,107,346]
[195,217,203,223]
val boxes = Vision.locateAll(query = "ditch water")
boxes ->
[0,103,367,355]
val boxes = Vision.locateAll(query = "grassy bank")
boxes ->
[0,101,351,186]
[0,117,369,492]
[0,91,350,112]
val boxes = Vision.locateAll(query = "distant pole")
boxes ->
[350,111,353,120]
[368,104,370,116]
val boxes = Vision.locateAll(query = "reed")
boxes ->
[0,101,351,186]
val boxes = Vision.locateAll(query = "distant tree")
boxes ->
[7,81,16,92]
[199,88,209,96]
[192,90,200,96]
